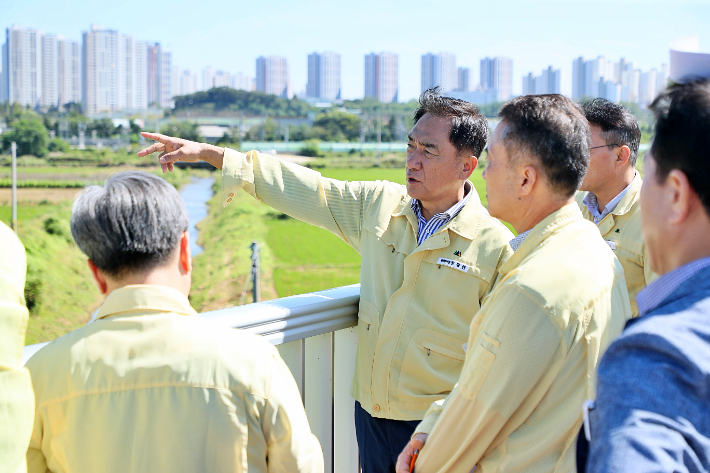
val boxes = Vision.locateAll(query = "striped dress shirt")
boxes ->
[411,181,473,246]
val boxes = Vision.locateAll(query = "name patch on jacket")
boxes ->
[437,257,469,273]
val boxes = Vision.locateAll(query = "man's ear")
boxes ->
[87,260,108,295]
[668,169,697,225]
[519,164,537,197]
[460,154,478,180]
[615,145,631,169]
[179,231,192,275]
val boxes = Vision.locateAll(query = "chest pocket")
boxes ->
[415,250,493,322]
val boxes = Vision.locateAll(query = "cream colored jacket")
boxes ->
[26,285,323,473]
[222,149,513,420]
[576,176,656,317]
[413,204,630,473]
[0,221,34,473]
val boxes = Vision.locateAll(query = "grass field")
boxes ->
[12,162,497,344]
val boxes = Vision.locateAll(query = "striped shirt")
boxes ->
[637,255,710,316]
[411,181,473,246]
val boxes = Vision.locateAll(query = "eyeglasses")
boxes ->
[590,144,620,150]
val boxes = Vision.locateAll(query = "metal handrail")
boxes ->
[21,284,361,365]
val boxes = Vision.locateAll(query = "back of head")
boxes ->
[498,94,590,197]
[649,79,710,216]
[581,98,641,166]
[71,171,189,278]
[413,87,489,158]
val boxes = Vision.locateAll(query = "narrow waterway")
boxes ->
[179,176,215,256]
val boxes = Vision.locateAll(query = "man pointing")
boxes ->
[138,89,513,472]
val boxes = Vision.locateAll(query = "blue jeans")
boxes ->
[354,401,421,473]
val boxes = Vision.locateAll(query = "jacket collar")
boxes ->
[96,285,198,321]
[500,203,583,276]
[391,181,486,241]
[610,172,642,217]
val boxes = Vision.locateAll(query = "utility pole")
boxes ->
[376,111,382,166]
[11,142,17,233]
[250,241,261,303]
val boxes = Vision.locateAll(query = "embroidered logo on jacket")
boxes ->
[454,250,462,256]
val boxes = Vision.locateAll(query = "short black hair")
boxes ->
[581,98,641,166]
[649,79,710,216]
[413,87,489,158]
[498,94,590,197]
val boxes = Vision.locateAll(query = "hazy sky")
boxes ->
[3,0,709,101]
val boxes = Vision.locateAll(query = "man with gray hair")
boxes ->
[24,171,323,473]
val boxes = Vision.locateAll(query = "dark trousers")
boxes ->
[354,401,421,473]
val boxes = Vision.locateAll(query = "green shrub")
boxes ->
[300,139,323,158]
[48,138,71,152]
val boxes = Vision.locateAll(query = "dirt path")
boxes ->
[0,188,82,204]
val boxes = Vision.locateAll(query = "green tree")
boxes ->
[2,117,50,157]
[161,121,202,141]
[312,111,363,141]
[88,118,117,138]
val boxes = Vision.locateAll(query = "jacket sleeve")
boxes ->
[414,286,566,473]
[0,222,35,473]
[262,348,324,473]
[221,148,382,252]
[586,330,707,473]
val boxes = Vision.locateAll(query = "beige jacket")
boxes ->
[413,204,630,473]
[26,285,323,473]
[222,149,513,420]
[576,176,656,317]
[0,221,34,473]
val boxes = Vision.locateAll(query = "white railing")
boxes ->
[22,284,361,473]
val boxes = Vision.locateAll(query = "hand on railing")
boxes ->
[396,432,429,473]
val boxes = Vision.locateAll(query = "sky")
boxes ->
[2,0,709,101]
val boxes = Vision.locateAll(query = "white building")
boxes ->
[173,68,199,96]
[457,67,470,92]
[202,67,215,91]
[480,57,513,101]
[82,26,119,114]
[2,25,43,108]
[40,34,58,108]
[421,52,457,93]
[306,51,341,101]
[364,52,398,103]
[232,72,253,91]
[58,37,81,107]
[147,43,172,108]
[256,56,290,98]
[523,66,562,95]
[213,70,232,88]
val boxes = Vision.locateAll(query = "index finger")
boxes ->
[137,142,165,157]
[141,132,172,143]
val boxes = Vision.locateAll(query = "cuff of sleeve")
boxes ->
[414,412,441,437]
[221,148,253,207]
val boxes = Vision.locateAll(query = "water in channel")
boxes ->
[179,176,215,256]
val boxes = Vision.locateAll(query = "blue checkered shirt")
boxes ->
[637,255,710,316]
[411,182,472,246]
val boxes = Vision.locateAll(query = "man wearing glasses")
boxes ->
[576,98,655,318]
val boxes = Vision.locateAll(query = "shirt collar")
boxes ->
[582,173,639,224]
[637,256,710,316]
[410,180,473,222]
[96,285,198,321]
[509,230,531,252]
